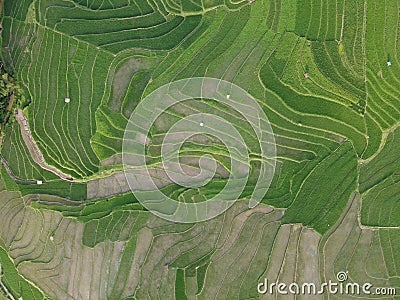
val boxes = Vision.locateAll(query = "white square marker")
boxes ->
[227,94,230,99]
[37,180,43,185]
[64,97,71,103]
[200,122,204,127]
[387,61,392,66]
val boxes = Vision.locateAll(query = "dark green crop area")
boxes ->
[0,0,400,299]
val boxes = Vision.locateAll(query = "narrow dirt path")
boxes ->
[0,155,36,183]
[5,92,14,111]
[14,109,74,181]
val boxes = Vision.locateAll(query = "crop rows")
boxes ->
[321,194,400,297]
[294,0,340,41]
[1,0,400,297]
[4,176,397,300]
[0,168,284,299]
[282,141,357,234]
[1,124,57,181]
[360,127,400,227]
[20,0,367,214]
[41,0,206,53]
[364,0,400,138]
[130,1,349,212]
[2,0,396,227]
[2,16,115,178]
[3,0,32,21]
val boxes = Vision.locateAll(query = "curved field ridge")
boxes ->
[1,0,399,222]
[1,122,58,182]
[360,126,400,227]
[282,141,358,234]
[321,193,400,298]
[1,0,400,298]
[2,15,114,178]
[38,0,209,53]
[0,167,285,299]
[0,169,399,299]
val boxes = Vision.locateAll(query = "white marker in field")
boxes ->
[226,94,230,99]
[50,236,54,241]
[387,61,392,66]
[64,97,70,103]
[199,122,204,127]
[37,180,43,185]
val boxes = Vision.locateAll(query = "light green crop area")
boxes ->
[0,0,399,299]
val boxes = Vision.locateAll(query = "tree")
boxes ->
[0,73,13,98]
[0,72,15,124]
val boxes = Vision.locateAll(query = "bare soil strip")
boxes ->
[5,93,14,112]
[14,109,73,181]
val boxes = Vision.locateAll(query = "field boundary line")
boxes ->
[14,109,73,181]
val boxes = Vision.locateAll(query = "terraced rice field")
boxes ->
[1,0,400,299]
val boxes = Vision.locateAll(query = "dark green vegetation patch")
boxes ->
[1,0,400,298]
